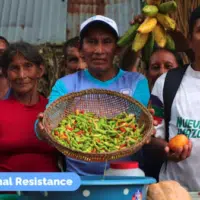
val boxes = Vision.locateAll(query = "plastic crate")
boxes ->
[18,176,156,200]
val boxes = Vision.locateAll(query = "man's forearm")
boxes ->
[144,137,168,158]
[150,137,168,150]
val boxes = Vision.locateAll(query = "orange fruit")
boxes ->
[168,134,189,151]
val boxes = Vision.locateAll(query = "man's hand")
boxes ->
[36,112,46,140]
[150,108,158,135]
[165,140,192,162]
[130,14,145,25]
[145,108,157,144]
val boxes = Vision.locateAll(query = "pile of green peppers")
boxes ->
[52,110,144,153]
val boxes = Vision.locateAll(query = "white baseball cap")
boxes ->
[80,15,119,39]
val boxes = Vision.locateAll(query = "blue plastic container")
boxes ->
[18,176,156,200]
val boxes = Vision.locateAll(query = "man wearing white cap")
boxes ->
[36,15,150,175]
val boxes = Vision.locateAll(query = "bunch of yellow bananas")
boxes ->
[117,0,177,63]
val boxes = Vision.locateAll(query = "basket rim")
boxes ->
[43,89,154,161]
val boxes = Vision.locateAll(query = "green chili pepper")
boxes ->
[52,111,144,153]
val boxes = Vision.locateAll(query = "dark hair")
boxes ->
[0,36,9,69]
[0,36,9,47]
[148,48,184,69]
[1,42,44,73]
[120,45,138,71]
[189,6,200,36]
[63,36,80,59]
[80,22,118,48]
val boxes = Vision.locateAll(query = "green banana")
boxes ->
[166,34,175,50]
[117,23,140,47]
[159,1,177,14]
[143,33,154,64]
[142,5,158,17]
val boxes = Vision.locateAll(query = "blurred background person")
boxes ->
[0,36,10,100]
[62,36,87,75]
[0,36,9,55]
[147,48,184,90]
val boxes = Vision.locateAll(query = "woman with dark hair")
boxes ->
[0,42,60,173]
[147,48,184,90]
[0,42,61,199]
[0,42,61,198]
[143,47,184,181]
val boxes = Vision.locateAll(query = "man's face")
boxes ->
[0,40,7,56]
[65,47,87,74]
[81,26,118,73]
[189,18,200,59]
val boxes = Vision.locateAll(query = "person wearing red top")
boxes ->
[0,42,60,173]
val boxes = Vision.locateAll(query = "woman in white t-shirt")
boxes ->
[149,6,200,191]
[143,47,183,181]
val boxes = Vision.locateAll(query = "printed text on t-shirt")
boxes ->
[177,117,200,138]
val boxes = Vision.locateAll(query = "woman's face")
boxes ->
[7,54,44,95]
[148,50,179,83]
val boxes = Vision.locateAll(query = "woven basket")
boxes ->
[43,89,154,162]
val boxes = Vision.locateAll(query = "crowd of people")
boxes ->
[0,5,200,197]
